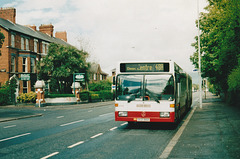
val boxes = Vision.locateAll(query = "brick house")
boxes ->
[89,63,108,83]
[0,7,70,94]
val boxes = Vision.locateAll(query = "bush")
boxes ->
[80,90,113,102]
[17,92,37,103]
[45,94,75,98]
[0,87,9,105]
[97,90,113,101]
[0,79,16,106]
[89,80,112,91]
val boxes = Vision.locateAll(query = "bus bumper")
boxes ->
[115,111,175,123]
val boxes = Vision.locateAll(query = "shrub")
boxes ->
[80,90,113,102]
[17,92,37,103]
[0,87,9,105]
[45,94,75,98]
[98,90,113,101]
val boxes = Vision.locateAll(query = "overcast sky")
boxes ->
[1,0,208,81]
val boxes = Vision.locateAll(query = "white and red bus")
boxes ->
[114,61,192,124]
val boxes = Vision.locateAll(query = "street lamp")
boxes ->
[197,0,202,108]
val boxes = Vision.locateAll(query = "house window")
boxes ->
[21,37,25,50]
[11,56,15,72]
[30,58,35,73]
[11,34,15,47]
[94,74,97,80]
[46,43,49,53]
[34,39,38,52]
[22,57,28,73]
[26,39,29,50]
[42,42,46,53]
[23,81,28,93]
[100,74,103,80]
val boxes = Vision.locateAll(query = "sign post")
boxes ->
[73,73,85,95]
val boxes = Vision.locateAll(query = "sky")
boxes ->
[0,0,208,83]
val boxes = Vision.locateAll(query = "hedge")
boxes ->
[45,94,75,98]
[0,88,9,105]
[80,90,113,102]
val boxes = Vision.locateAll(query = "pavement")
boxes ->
[0,94,240,158]
[169,93,240,159]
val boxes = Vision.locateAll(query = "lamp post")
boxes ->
[197,0,202,108]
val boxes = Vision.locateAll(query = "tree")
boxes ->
[191,0,240,99]
[0,29,5,55]
[38,43,90,93]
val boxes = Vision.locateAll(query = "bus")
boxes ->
[114,61,192,125]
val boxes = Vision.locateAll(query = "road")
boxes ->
[0,93,200,159]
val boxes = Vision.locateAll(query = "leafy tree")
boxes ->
[0,29,5,55]
[38,43,90,93]
[191,0,240,99]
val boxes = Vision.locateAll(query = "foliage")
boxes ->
[0,79,16,106]
[45,94,75,98]
[228,58,240,91]
[190,0,240,100]
[0,29,5,55]
[88,80,112,91]
[80,90,113,102]
[37,43,89,94]
[17,92,36,103]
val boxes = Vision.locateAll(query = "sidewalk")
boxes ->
[0,101,114,123]
[169,93,240,159]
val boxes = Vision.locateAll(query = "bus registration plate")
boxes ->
[137,118,150,122]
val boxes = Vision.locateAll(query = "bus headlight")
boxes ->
[160,112,170,118]
[118,111,128,117]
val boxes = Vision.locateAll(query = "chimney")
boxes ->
[55,31,67,42]
[25,25,37,31]
[0,7,16,24]
[39,24,54,37]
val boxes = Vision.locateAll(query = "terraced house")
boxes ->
[0,7,71,94]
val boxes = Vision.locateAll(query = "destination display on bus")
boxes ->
[120,63,169,72]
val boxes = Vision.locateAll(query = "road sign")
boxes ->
[74,73,85,82]
[20,74,30,81]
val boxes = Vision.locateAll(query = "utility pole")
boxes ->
[197,0,202,108]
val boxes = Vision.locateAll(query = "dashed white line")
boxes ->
[99,113,113,117]
[60,120,84,127]
[68,141,84,148]
[3,125,16,129]
[57,116,64,119]
[41,152,59,159]
[121,122,128,126]
[159,107,196,159]
[109,127,118,131]
[88,110,93,112]
[90,133,103,139]
[0,133,31,142]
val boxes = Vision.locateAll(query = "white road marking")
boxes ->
[109,127,118,131]
[0,133,31,142]
[60,120,84,127]
[3,125,16,128]
[41,152,59,159]
[121,122,128,126]
[88,110,93,112]
[90,133,103,139]
[159,107,197,159]
[68,141,84,148]
[57,116,64,119]
[99,113,113,117]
